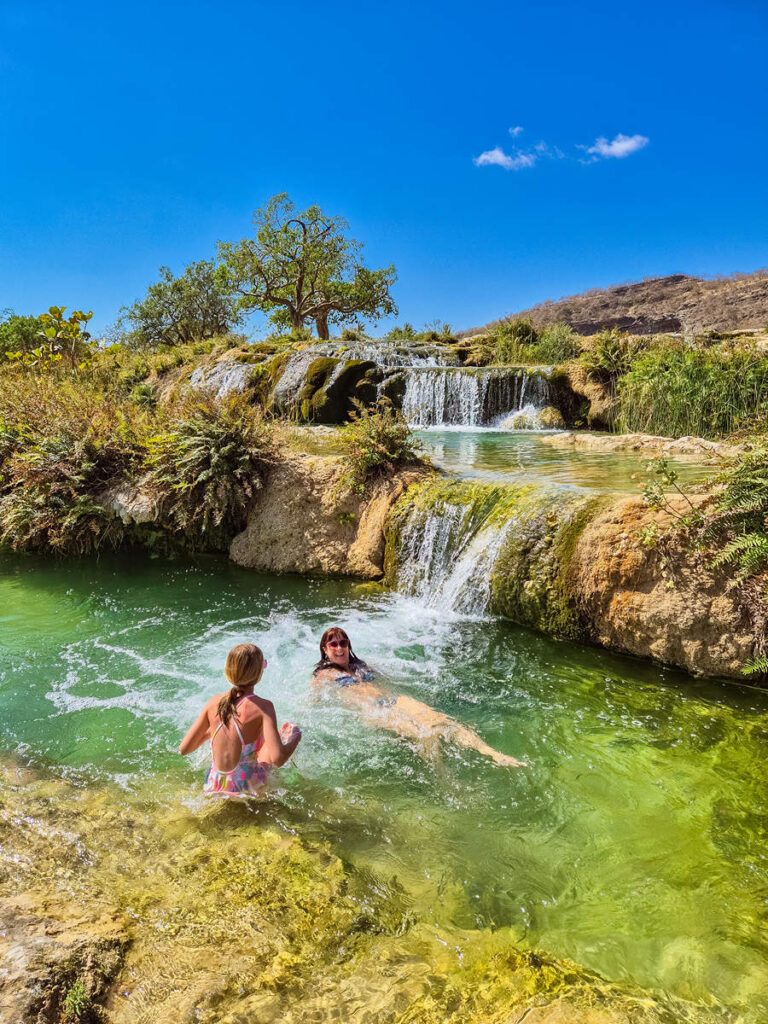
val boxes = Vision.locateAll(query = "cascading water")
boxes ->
[388,477,596,624]
[400,366,551,426]
[307,341,459,367]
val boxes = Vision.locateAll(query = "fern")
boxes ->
[705,444,768,581]
[743,654,768,676]
[145,395,272,549]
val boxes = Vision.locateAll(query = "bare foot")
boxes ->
[495,753,527,767]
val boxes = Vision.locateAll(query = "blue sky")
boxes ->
[1,0,766,335]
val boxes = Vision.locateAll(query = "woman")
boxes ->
[180,642,301,796]
[313,627,525,767]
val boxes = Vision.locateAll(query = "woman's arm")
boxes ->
[257,699,301,766]
[179,703,212,755]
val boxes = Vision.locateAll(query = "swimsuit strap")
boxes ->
[211,704,247,771]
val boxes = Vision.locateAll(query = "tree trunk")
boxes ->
[315,312,330,340]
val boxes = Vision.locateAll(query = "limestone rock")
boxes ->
[570,496,754,677]
[230,453,426,578]
[188,358,254,400]
[0,895,128,1024]
[544,430,742,460]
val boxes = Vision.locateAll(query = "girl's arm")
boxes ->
[179,703,212,755]
[257,699,301,766]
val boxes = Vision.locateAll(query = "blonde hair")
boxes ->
[218,643,264,725]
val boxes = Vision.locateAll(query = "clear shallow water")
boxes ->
[416,428,710,492]
[2,553,768,1016]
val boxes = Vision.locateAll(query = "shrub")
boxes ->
[131,382,157,409]
[0,312,40,355]
[582,329,644,383]
[144,395,273,548]
[386,323,418,341]
[494,319,538,364]
[616,345,768,438]
[336,399,423,492]
[0,434,138,554]
[536,323,580,363]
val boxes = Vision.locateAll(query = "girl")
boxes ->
[313,627,524,767]
[180,642,301,796]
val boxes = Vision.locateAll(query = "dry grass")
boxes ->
[464,270,768,337]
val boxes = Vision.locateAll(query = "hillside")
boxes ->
[466,270,768,336]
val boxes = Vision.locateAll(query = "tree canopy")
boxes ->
[120,260,241,348]
[0,312,41,355]
[217,194,397,339]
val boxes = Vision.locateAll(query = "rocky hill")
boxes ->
[467,270,768,336]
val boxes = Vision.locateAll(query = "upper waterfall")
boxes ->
[400,366,551,427]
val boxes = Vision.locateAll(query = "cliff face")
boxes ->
[229,454,425,578]
[227,454,757,680]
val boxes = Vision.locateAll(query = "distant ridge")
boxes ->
[464,270,768,336]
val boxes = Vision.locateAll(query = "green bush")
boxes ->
[582,329,645,382]
[0,312,41,355]
[494,319,538,364]
[144,396,273,548]
[616,345,768,438]
[0,433,139,554]
[536,323,580,363]
[386,323,418,341]
[337,399,423,491]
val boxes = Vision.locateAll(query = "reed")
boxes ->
[616,345,768,438]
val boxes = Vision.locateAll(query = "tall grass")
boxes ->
[616,345,768,438]
[0,363,273,554]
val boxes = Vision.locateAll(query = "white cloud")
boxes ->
[508,125,524,137]
[585,133,649,159]
[473,147,537,171]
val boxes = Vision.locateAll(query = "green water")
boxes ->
[2,552,767,1016]
[416,428,710,491]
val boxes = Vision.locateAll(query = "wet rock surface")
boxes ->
[0,763,726,1024]
[0,896,128,1024]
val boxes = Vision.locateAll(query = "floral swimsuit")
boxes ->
[203,701,269,797]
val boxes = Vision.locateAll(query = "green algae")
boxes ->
[490,490,612,639]
[0,761,725,1024]
[385,476,609,639]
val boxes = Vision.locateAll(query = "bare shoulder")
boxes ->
[312,668,339,684]
[241,693,274,717]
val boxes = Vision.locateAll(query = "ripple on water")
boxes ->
[1,552,768,1017]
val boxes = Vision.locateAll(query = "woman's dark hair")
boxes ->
[217,643,264,726]
[313,627,367,675]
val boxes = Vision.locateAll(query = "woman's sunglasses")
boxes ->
[326,639,349,649]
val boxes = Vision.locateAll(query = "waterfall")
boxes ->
[400,367,550,427]
[307,341,459,367]
[388,478,595,621]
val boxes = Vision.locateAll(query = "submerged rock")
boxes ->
[0,762,729,1024]
[0,895,128,1024]
[500,405,566,430]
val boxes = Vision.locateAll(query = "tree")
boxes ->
[120,260,241,348]
[217,193,397,339]
[37,306,93,368]
[0,312,41,355]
